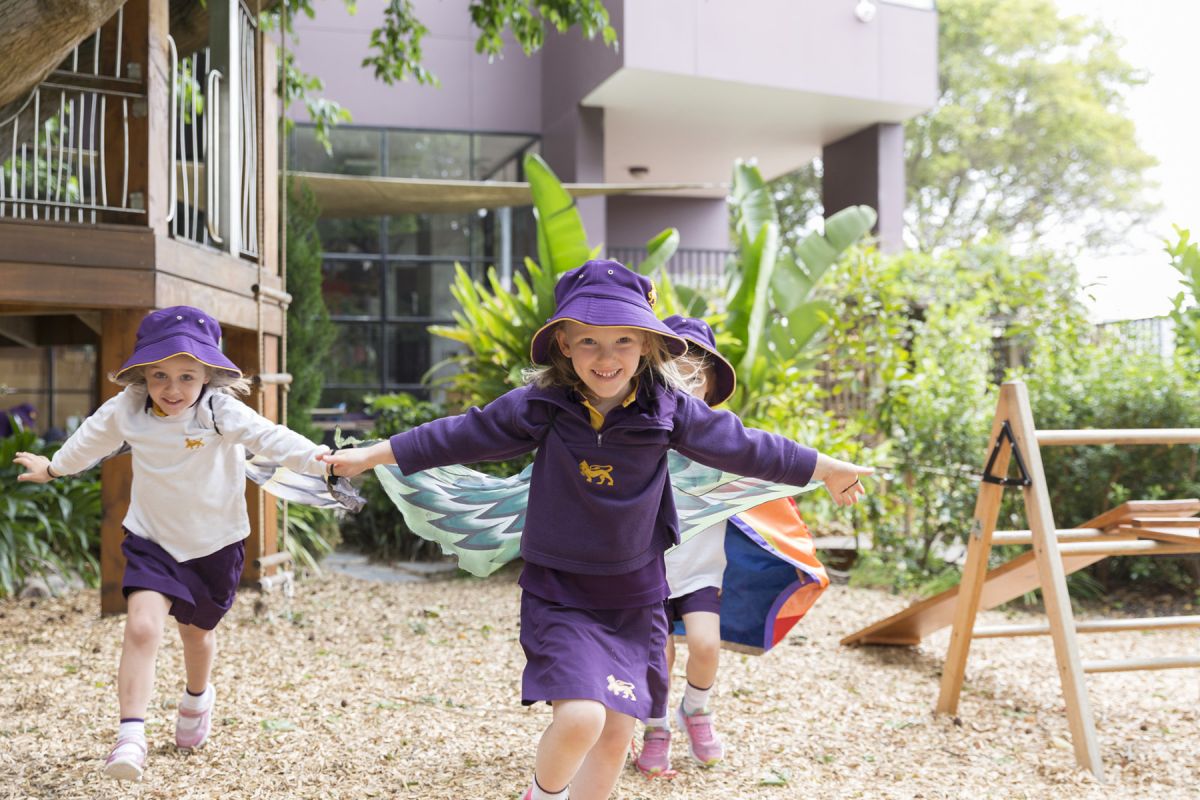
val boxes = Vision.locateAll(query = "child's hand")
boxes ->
[13,452,54,483]
[813,454,874,508]
[318,441,393,479]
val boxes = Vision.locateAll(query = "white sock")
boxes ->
[118,719,145,742]
[645,715,669,730]
[530,775,568,800]
[682,682,712,715]
[180,685,213,713]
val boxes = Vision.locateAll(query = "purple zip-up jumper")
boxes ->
[389,379,817,592]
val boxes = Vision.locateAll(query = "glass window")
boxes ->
[472,133,536,181]
[322,259,383,317]
[386,213,474,257]
[327,324,382,386]
[385,323,461,385]
[387,261,469,318]
[291,127,382,176]
[386,131,469,180]
[317,217,381,254]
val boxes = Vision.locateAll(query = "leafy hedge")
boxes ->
[0,430,102,597]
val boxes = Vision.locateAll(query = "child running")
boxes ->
[634,314,737,775]
[322,260,872,800]
[12,306,334,782]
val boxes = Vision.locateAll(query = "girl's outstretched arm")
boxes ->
[812,453,874,507]
[318,441,395,479]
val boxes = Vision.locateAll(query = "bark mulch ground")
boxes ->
[1,567,1197,799]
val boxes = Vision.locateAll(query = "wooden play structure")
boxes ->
[0,0,293,611]
[842,381,1200,781]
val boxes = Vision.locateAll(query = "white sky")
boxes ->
[1052,0,1200,321]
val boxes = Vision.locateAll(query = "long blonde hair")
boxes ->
[110,364,253,397]
[522,323,702,398]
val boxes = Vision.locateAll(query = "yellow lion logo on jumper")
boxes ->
[579,460,614,486]
[184,438,205,450]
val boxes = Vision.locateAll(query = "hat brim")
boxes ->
[530,294,687,365]
[116,334,242,379]
[683,339,737,407]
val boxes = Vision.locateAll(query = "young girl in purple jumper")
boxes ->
[13,305,334,782]
[322,261,871,800]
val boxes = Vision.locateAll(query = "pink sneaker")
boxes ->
[633,726,673,777]
[175,688,214,749]
[675,703,724,766]
[103,738,146,781]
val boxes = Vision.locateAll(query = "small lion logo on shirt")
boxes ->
[606,674,637,702]
[184,438,205,450]
[579,460,614,486]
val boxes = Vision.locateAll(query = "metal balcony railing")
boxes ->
[608,246,733,291]
[0,6,143,224]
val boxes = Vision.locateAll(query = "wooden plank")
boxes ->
[974,615,1200,638]
[224,327,281,584]
[1008,381,1104,780]
[990,528,1117,546]
[154,236,285,312]
[935,390,1012,715]
[1127,517,1200,527]
[841,508,1134,647]
[0,265,154,307]
[1114,526,1199,545]
[99,308,147,615]
[1081,500,1200,533]
[1037,429,1200,446]
[1083,656,1200,674]
[0,219,155,268]
[1057,540,1200,557]
[154,271,282,333]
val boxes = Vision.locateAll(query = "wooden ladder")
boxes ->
[850,380,1200,781]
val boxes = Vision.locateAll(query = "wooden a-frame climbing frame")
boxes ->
[842,380,1200,781]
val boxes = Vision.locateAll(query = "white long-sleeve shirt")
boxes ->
[50,386,328,561]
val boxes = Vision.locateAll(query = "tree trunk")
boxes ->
[0,0,128,115]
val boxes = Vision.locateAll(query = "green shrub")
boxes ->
[0,430,102,597]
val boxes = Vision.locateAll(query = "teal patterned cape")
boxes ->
[370,452,820,578]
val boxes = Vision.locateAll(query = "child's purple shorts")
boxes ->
[665,585,722,622]
[121,531,244,630]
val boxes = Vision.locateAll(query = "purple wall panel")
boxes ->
[607,195,730,251]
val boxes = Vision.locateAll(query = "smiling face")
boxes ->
[555,322,650,406]
[144,355,210,416]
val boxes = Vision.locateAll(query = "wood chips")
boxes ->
[1,568,1197,799]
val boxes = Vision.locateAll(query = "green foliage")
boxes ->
[714,161,875,418]
[284,179,336,443]
[338,394,448,561]
[280,503,340,574]
[0,430,101,598]
[1016,336,1200,592]
[1167,226,1200,362]
[908,0,1158,252]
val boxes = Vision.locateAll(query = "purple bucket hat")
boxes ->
[115,306,242,379]
[529,260,687,364]
[664,315,737,406]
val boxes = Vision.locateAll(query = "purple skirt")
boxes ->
[520,591,669,721]
[121,531,245,630]
[666,585,722,622]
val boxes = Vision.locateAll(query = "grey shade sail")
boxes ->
[289,171,726,218]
